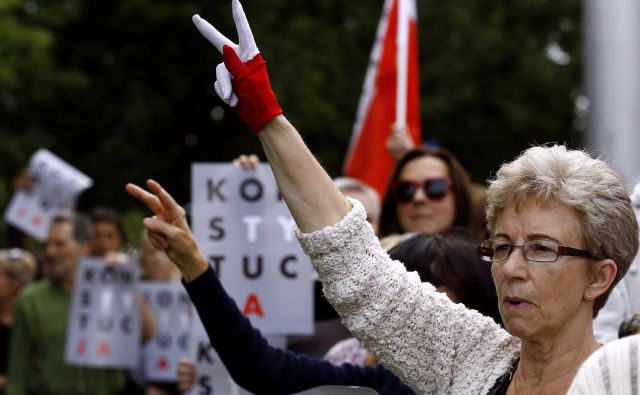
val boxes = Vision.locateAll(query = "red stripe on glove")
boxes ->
[223,45,283,134]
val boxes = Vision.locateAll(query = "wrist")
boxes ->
[180,252,209,283]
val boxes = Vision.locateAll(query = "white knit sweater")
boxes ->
[297,199,521,395]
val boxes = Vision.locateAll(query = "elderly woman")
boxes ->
[134,2,637,394]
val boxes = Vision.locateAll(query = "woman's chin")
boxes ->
[503,318,534,339]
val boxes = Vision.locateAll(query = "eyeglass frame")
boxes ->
[391,177,452,204]
[478,238,593,263]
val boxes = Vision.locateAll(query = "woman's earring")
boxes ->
[587,294,592,302]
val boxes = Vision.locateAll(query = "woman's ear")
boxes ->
[585,259,617,300]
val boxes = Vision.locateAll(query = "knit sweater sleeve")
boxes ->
[183,265,417,395]
[297,199,521,395]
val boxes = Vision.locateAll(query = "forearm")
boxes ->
[258,115,351,233]
[185,267,391,394]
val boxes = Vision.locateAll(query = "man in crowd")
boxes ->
[7,211,153,395]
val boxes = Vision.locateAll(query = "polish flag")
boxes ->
[342,0,421,198]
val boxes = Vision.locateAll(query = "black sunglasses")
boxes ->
[392,178,452,203]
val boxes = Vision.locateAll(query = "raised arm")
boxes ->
[192,1,349,233]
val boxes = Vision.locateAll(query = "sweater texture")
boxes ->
[297,199,521,395]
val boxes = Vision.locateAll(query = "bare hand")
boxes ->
[177,357,197,392]
[125,180,208,282]
[386,123,415,162]
[232,154,261,169]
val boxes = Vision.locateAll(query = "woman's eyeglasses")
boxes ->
[478,239,593,263]
[392,178,451,203]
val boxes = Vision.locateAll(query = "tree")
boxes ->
[0,0,583,244]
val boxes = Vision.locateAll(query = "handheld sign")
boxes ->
[140,281,193,382]
[4,149,93,241]
[185,318,253,395]
[65,258,140,368]
[185,318,285,395]
[191,164,312,335]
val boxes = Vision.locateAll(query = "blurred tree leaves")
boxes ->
[0,0,582,237]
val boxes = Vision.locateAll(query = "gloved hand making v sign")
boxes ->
[192,0,283,133]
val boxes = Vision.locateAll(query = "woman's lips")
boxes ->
[503,296,534,311]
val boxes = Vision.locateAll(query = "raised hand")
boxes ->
[192,0,282,133]
[125,180,208,282]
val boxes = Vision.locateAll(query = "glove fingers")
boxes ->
[231,0,259,62]
[215,63,234,100]
[214,81,239,107]
[192,14,236,54]
[223,45,244,75]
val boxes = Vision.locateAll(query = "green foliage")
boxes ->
[0,0,582,247]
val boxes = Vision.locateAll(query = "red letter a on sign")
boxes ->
[242,293,264,318]
[76,339,86,356]
[97,341,112,356]
[156,356,169,370]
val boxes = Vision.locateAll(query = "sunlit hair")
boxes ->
[333,177,380,221]
[486,145,639,316]
[379,147,472,237]
[0,248,37,284]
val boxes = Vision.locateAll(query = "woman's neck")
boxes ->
[510,322,600,394]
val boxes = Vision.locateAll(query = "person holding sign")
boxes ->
[7,211,155,395]
[186,2,639,394]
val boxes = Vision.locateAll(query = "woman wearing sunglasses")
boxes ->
[379,148,472,238]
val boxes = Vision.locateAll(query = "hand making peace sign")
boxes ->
[126,180,208,282]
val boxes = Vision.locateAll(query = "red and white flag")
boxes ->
[343,0,421,198]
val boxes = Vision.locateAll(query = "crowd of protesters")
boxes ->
[1,2,640,395]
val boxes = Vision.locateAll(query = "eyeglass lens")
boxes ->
[479,239,562,262]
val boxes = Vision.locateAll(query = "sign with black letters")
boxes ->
[65,258,140,368]
[4,149,93,241]
[191,163,312,335]
[141,281,193,381]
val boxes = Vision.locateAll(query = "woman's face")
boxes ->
[396,156,456,234]
[0,267,20,301]
[142,248,177,281]
[491,198,592,341]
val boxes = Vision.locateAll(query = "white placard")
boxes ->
[191,163,312,335]
[185,319,253,395]
[4,149,93,241]
[65,258,140,368]
[140,281,193,382]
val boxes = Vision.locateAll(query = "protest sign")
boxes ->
[4,149,93,241]
[140,281,193,382]
[185,319,253,395]
[65,258,140,368]
[191,163,312,335]
[185,318,286,395]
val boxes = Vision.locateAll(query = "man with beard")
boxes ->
[7,212,133,395]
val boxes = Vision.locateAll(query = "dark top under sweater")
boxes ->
[183,266,416,395]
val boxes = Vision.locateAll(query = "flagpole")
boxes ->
[396,0,409,128]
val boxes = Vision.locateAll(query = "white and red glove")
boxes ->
[192,0,282,133]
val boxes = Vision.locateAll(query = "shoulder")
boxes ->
[17,280,53,304]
